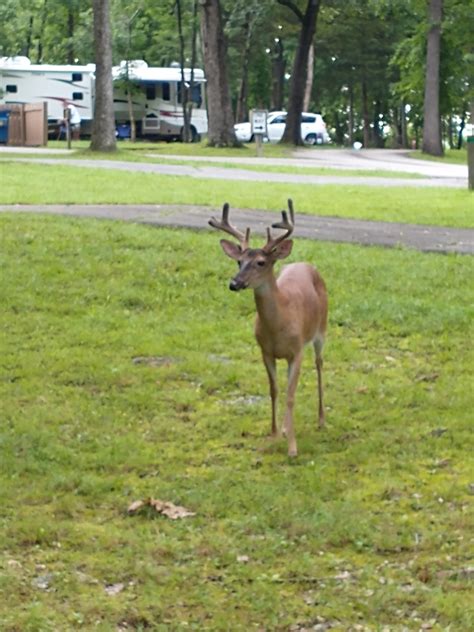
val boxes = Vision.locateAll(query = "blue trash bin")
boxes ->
[0,111,10,144]
[116,124,131,139]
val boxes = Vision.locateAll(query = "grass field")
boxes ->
[1,213,473,630]
[1,161,473,228]
[0,150,424,180]
[410,148,468,165]
[43,140,469,166]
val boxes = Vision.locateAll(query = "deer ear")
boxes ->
[220,239,242,260]
[272,239,293,260]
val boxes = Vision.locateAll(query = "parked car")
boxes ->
[234,111,330,144]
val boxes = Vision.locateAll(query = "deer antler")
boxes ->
[209,203,250,250]
[263,198,295,253]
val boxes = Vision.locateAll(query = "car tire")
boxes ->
[304,133,317,145]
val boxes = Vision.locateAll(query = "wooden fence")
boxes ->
[0,102,48,146]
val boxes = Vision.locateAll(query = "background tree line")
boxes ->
[1,0,472,152]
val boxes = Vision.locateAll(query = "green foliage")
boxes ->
[1,214,473,629]
[1,0,471,147]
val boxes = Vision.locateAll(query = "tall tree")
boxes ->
[277,0,321,145]
[422,0,443,156]
[90,0,116,152]
[200,0,239,146]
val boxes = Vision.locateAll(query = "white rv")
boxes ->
[0,57,207,141]
[112,60,207,141]
[0,56,95,133]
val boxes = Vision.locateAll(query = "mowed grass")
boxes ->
[410,148,468,165]
[47,139,293,158]
[1,161,473,227]
[1,213,473,630]
[0,151,424,179]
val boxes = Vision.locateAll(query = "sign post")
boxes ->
[250,109,268,157]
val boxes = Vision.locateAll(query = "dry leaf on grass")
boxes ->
[105,582,125,596]
[127,497,196,519]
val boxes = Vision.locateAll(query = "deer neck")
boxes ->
[253,274,282,329]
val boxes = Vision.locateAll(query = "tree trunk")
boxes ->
[457,111,465,149]
[361,79,371,148]
[401,101,408,148]
[90,0,117,152]
[36,0,49,64]
[271,38,285,111]
[373,99,383,148]
[186,0,199,141]
[67,8,75,64]
[235,14,252,123]
[422,0,443,156]
[200,0,239,147]
[348,84,354,146]
[278,0,321,145]
[303,43,314,112]
[468,100,474,190]
[23,16,34,58]
[176,0,191,142]
[127,89,136,143]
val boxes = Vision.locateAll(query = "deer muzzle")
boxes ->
[229,276,247,291]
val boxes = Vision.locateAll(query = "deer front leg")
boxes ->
[262,353,278,436]
[284,351,303,457]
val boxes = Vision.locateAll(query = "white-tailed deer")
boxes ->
[209,199,328,457]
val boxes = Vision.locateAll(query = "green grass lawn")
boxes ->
[46,139,293,158]
[1,213,473,630]
[44,140,469,167]
[1,161,473,228]
[0,150,425,179]
[410,148,468,165]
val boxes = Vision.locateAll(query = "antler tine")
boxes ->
[264,199,295,252]
[208,203,250,249]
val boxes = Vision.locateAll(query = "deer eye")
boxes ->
[257,260,265,267]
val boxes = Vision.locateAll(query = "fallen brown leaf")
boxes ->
[127,497,196,519]
[105,582,125,596]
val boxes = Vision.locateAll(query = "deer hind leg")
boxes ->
[262,354,278,436]
[313,337,325,428]
[284,351,303,457]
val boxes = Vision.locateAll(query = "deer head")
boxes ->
[209,200,295,291]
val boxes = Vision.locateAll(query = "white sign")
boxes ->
[251,110,268,136]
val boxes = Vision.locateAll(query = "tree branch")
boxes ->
[277,0,304,23]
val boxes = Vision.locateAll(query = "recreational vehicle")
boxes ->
[112,60,207,141]
[0,57,207,141]
[0,56,95,134]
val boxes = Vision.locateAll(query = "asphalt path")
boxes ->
[2,147,472,253]
[2,204,473,255]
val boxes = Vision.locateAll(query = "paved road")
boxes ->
[1,147,468,188]
[153,147,468,179]
[2,204,473,255]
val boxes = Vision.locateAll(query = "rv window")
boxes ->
[6,85,18,93]
[162,82,170,101]
[72,92,84,100]
[72,73,83,82]
[146,85,156,100]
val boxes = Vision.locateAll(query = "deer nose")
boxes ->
[229,276,247,291]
